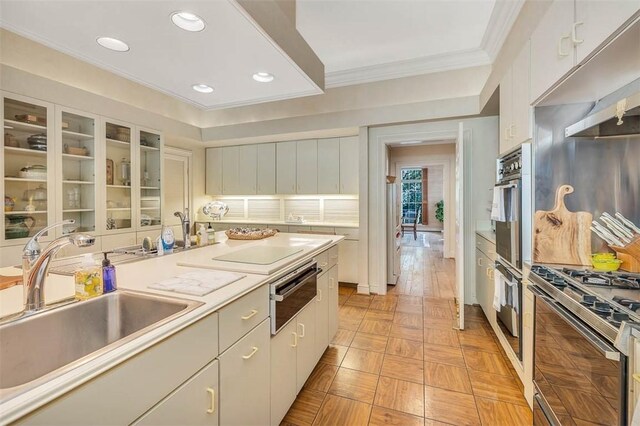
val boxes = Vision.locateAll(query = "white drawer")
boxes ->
[334,227,359,240]
[476,234,497,262]
[327,245,339,269]
[218,286,269,352]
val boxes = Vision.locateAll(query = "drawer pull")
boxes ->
[329,278,335,289]
[241,309,258,320]
[478,258,483,267]
[291,332,298,348]
[242,346,259,360]
[299,323,306,338]
[320,262,328,267]
[317,289,322,302]
[206,388,215,414]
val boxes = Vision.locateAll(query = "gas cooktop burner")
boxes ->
[561,268,640,289]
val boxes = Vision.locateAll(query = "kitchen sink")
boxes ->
[0,291,202,400]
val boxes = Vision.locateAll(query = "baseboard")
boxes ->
[357,283,371,295]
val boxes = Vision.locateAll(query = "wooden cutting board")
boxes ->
[0,275,22,291]
[534,184,592,266]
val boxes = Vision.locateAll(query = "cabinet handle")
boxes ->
[477,258,483,267]
[320,262,328,267]
[206,388,215,414]
[299,323,306,338]
[329,278,334,289]
[486,267,491,278]
[558,35,570,57]
[633,373,640,384]
[317,289,322,302]
[509,124,516,138]
[571,22,584,44]
[291,332,298,348]
[242,346,259,360]
[241,309,258,320]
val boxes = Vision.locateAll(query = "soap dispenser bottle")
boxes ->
[161,225,175,253]
[75,254,103,300]
[102,252,117,293]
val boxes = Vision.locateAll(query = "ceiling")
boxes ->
[0,0,323,109]
[296,0,523,88]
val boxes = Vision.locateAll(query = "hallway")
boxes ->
[281,233,532,426]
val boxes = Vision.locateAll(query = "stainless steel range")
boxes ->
[529,265,640,426]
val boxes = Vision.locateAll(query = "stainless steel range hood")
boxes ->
[565,80,640,139]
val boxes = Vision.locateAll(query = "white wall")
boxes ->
[367,117,499,301]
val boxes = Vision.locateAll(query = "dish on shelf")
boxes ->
[5,215,36,239]
[64,144,88,156]
[4,196,15,212]
[27,133,47,144]
[4,133,18,147]
[18,164,47,179]
[140,214,152,226]
[23,185,47,202]
[27,143,47,152]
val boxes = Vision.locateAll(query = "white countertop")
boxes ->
[206,219,359,228]
[0,232,343,423]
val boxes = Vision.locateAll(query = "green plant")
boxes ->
[435,200,444,223]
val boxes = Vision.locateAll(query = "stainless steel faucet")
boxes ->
[22,221,95,313]
[174,208,191,249]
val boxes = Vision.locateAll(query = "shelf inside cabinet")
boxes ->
[63,180,94,185]
[63,209,95,213]
[61,130,94,141]
[4,210,47,215]
[62,153,94,161]
[4,119,47,133]
[106,185,131,189]
[106,138,130,146]
[140,186,160,190]
[4,177,47,183]
[106,207,131,211]
[4,147,47,156]
[140,145,160,152]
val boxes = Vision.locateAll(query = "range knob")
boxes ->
[611,312,629,322]
[594,302,612,314]
[581,295,597,305]
[552,277,567,287]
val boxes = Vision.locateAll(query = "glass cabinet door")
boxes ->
[138,129,162,230]
[2,94,54,243]
[104,120,133,232]
[58,108,97,235]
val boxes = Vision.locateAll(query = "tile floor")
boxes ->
[281,232,532,426]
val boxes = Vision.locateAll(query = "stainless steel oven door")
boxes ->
[495,180,521,270]
[270,264,320,335]
[530,285,627,425]
[494,260,522,361]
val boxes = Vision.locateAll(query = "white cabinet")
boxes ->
[277,141,297,194]
[238,144,257,194]
[327,266,339,340]
[219,319,270,426]
[296,139,318,194]
[270,320,298,426]
[338,240,358,284]
[500,41,532,154]
[296,300,317,393]
[256,143,276,195]
[530,0,576,102]
[136,360,219,426]
[574,0,640,63]
[317,138,340,194]
[339,136,358,194]
[315,272,330,361]
[205,148,222,195]
[221,146,240,195]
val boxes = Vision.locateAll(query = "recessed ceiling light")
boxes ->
[252,72,274,83]
[192,84,214,94]
[96,37,129,52]
[171,11,206,32]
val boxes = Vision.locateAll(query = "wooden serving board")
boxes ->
[534,184,592,266]
[0,275,22,291]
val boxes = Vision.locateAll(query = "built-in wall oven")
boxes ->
[269,262,321,335]
[529,265,637,425]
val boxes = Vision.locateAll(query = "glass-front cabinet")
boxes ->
[56,107,97,235]
[138,128,162,230]
[104,119,134,233]
[2,93,55,244]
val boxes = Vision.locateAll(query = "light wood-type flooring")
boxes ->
[281,232,532,426]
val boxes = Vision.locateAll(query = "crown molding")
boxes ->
[325,48,491,89]
[481,0,525,60]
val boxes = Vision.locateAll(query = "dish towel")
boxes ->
[491,187,505,221]
[493,270,504,311]
[148,270,246,296]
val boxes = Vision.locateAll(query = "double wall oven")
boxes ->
[529,266,640,425]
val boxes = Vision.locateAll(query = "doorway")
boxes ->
[163,147,192,233]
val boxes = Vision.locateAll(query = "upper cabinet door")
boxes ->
[574,0,640,64]
[511,40,533,145]
[317,138,340,194]
[205,148,223,195]
[276,141,297,194]
[222,146,239,195]
[339,136,359,194]
[296,139,318,194]
[499,67,513,154]
[256,143,276,195]
[530,0,575,103]
[237,144,257,195]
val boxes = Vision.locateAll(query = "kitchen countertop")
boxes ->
[476,230,496,244]
[0,232,343,423]
[203,219,360,228]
